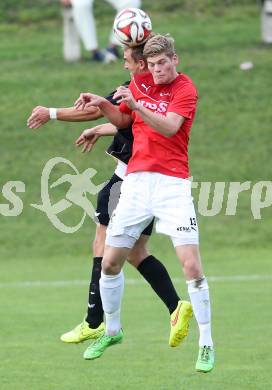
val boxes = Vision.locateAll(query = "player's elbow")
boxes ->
[164,114,184,137]
[116,114,132,129]
[165,124,180,138]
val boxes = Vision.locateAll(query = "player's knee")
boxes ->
[183,259,202,278]
[102,256,122,274]
[177,246,202,279]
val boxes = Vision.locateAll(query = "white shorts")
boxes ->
[106,172,199,247]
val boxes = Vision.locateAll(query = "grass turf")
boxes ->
[0,248,272,390]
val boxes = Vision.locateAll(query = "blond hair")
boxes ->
[143,34,175,59]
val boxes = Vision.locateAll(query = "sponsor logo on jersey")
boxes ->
[176,226,191,232]
[170,303,182,326]
[141,83,151,92]
[137,99,168,113]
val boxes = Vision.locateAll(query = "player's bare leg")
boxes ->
[127,233,150,267]
[92,223,107,257]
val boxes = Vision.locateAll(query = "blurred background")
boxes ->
[0,1,271,389]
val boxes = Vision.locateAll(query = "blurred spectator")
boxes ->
[261,0,272,43]
[61,0,142,63]
[105,0,142,61]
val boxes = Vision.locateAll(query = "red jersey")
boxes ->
[119,72,198,179]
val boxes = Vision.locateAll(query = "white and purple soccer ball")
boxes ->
[113,8,152,47]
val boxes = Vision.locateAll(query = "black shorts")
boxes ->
[96,173,154,236]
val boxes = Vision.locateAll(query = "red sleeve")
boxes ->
[119,102,132,115]
[168,83,198,119]
[118,79,134,115]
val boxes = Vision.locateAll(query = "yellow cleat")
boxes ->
[60,320,105,344]
[169,300,193,347]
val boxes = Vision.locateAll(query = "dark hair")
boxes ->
[123,32,156,64]
[124,43,146,64]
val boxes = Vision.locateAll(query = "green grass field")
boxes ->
[0,3,272,389]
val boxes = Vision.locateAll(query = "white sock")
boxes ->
[187,277,213,347]
[99,271,124,336]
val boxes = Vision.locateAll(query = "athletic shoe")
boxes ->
[107,46,120,57]
[83,329,123,360]
[60,320,105,343]
[169,300,193,347]
[91,50,106,62]
[195,346,215,373]
[103,47,119,63]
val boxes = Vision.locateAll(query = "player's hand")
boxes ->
[74,93,106,110]
[75,128,100,153]
[60,0,72,7]
[113,86,138,110]
[27,106,50,129]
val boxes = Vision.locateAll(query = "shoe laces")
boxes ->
[73,322,84,332]
[200,346,211,362]
[80,321,85,328]
[92,333,106,347]
[78,320,88,334]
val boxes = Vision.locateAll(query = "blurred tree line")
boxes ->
[0,0,258,24]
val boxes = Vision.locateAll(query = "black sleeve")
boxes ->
[104,81,130,106]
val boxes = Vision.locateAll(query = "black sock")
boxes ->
[137,255,180,314]
[86,257,104,328]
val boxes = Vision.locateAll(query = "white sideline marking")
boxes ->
[0,275,272,288]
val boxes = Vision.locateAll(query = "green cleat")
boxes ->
[60,321,104,344]
[84,329,124,360]
[169,300,193,347]
[195,346,215,373]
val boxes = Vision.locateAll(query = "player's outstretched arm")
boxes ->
[74,92,131,129]
[27,105,103,129]
[75,123,117,153]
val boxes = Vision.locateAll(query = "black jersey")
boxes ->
[105,81,133,164]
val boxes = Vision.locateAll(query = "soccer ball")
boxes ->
[113,8,152,47]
